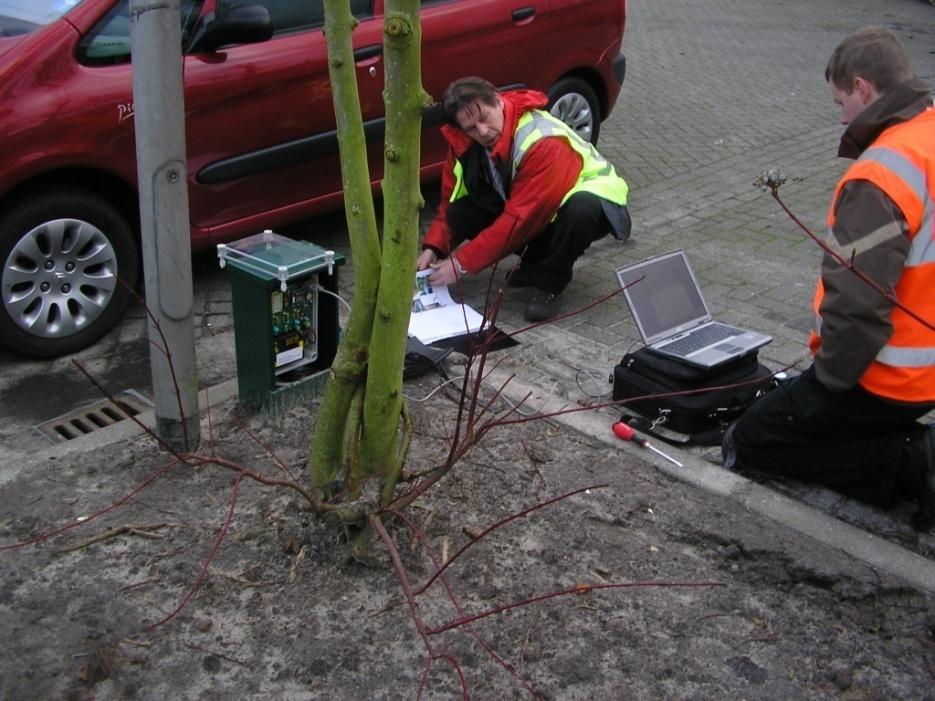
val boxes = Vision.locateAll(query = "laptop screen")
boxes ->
[615,250,711,344]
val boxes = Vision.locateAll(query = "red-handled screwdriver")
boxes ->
[612,421,684,468]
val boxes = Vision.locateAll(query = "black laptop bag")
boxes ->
[611,348,776,441]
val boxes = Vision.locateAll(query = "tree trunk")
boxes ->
[361,1,428,501]
[311,0,426,508]
[310,0,381,491]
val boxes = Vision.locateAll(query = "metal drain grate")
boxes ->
[33,391,153,443]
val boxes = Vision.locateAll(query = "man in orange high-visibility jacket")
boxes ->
[723,27,935,531]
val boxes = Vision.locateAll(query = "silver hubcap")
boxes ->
[550,92,593,142]
[2,218,118,338]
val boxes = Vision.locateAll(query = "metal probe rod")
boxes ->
[645,442,683,468]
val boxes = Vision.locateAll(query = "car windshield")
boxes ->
[0,0,84,36]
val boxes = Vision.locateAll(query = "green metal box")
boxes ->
[218,230,345,411]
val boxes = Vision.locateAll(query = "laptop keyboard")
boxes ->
[657,323,741,355]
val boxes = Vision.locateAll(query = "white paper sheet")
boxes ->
[408,270,487,344]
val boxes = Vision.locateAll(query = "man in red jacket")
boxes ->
[417,77,630,322]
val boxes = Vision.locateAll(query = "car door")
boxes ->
[183,0,385,236]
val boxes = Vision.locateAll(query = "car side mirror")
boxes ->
[190,5,273,52]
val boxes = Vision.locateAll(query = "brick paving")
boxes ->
[488,0,935,384]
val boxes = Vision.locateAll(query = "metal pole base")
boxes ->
[156,414,201,454]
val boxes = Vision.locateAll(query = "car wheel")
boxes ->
[0,188,139,358]
[547,77,601,145]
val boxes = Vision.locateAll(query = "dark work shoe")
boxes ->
[721,421,739,471]
[928,426,935,491]
[524,288,562,322]
[911,426,935,532]
[506,266,537,288]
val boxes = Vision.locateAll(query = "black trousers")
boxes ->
[729,365,932,508]
[447,190,615,293]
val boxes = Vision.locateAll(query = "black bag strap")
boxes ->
[619,413,727,447]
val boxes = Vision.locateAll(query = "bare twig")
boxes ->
[518,604,543,669]
[763,177,935,334]
[370,514,468,700]
[0,457,183,551]
[410,509,436,552]
[59,523,178,553]
[230,415,298,483]
[388,508,544,699]
[429,580,724,635]
[191,455,334,513]
[412,484,608,596]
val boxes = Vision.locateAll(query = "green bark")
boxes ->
[310,0,381,490]
[361,2,428,490]
[311,0,427,508]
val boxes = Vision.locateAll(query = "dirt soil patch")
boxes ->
[1,370,934,700]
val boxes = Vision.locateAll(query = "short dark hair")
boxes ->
[441,77,500,126]
[825,27,914,93]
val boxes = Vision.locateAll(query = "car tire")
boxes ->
[0,188,139,359]
[547,77,601,145]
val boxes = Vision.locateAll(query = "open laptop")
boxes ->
[615,250,772,369]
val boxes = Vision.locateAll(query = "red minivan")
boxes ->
[0,0,627,358]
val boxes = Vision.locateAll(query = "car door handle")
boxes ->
[353,45,383,63]
[512,7,535,22]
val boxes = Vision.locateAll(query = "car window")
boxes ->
[216,0,372,36]
[76,0,204,65]
[1,0,84,36]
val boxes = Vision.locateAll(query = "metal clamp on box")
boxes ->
[218,230,345,411]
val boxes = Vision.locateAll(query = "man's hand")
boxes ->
[416,248,437,271]
[428,257,460,287]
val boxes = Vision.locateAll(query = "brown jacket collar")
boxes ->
[838,78,933,159]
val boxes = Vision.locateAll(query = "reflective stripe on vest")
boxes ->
[449,159,469,203]
[810,107,935,402]
[510,110,629,207]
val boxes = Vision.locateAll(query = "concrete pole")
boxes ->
[130,0,200,452]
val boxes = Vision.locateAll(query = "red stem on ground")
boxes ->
[412,484,608,596]
[230,415,298,483]
[0,456,182,551]
[370,514,468,700]
[148,472,243,630]
[193,455,333,512]
[418,653,468,701]
[389,508,544,698]
[429,580,724,635]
